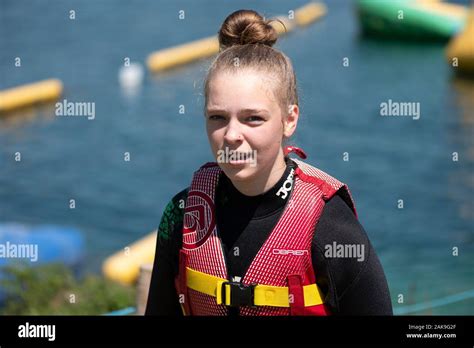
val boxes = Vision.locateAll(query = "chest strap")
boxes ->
[186,267,325,308]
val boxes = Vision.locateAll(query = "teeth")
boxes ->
[235,152,247,160]
[218,149,256,165]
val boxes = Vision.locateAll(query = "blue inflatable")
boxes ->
[0,223,85,305]
[0,223,85,267]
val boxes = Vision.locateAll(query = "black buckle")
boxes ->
[221,281,255,307]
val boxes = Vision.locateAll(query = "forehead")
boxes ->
[206,70,278,113]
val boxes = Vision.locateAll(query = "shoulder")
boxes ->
[157,188,188,242]
[291,159,356,212]
[291,159,343,189]
[315,193,365,247]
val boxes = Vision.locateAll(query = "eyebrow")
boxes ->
[205,108,268,115]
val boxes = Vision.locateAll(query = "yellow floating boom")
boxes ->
[295,2,327,27]
[147,2,327,73]
[102,231,157,285]
[147,36,219,73]
[0,79,63,113]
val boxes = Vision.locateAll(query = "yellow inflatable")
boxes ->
[446,8,474,76]
[0,79,63,113]
[102,231,157,285]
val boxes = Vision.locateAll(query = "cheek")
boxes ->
[206,125,224,149]
[248,122,283,152]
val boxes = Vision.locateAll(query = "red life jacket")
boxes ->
[175,156,356,316]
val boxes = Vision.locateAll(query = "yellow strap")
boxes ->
[186,267,324,308]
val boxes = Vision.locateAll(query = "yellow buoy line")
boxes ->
[0,79,63,113]
[146,2,327,73]
[0,2,326,114]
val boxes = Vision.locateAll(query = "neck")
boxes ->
[230,151,287,197]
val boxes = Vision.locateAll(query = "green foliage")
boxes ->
[0,262,135,315]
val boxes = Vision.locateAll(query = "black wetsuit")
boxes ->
[146,158,393,315]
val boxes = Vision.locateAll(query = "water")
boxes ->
[1,0,473,314]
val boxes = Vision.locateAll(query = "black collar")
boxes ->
[217,157,297,219]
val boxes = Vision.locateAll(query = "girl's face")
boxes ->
[205,70,297,188]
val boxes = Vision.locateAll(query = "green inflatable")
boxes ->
[356,0,468,41]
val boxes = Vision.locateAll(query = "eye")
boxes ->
[208,115,225,121]
[246,116,264,123]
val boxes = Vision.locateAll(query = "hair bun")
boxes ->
[218,10,278,50]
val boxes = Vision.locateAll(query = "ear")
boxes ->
[283,104,299,138]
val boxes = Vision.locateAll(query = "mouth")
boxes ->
[217,148,256,166]
[233,152,254,160]
[229,152,253,165]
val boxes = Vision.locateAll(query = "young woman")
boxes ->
[146,9,392,316]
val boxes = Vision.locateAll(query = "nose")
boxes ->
[223,118,243,144]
